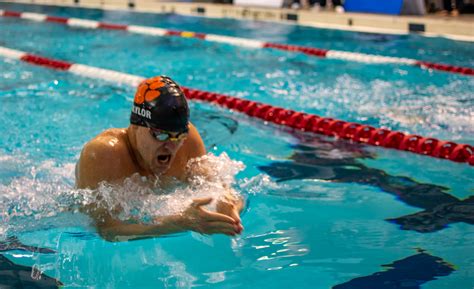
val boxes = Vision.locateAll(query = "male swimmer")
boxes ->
[76,76,244,241]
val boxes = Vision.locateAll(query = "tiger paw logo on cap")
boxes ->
[134,76,166,104]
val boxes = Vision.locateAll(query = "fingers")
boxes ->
[230,209,244,233]
[201,221,240,236]
[201,209,236,224]
[189,197,244,236]
[206,229,237,236]
[191,197,213,207]
[216,200,241,222]
[229,208,241,224]
[207,221,239,234]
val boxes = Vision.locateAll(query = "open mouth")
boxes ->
[157,154,171,164]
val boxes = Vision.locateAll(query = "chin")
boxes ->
[150,164,169,175]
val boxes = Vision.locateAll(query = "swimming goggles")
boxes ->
[149,128,188,142]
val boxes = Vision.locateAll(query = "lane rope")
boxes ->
[0,45,472,165]
[1,9,473,77]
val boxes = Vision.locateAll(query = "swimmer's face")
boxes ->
[135,126,188,175]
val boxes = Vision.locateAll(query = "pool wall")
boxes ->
[2,0,474,41]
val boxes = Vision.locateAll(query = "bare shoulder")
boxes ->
[184,122,206,160]
[76,128,134,189]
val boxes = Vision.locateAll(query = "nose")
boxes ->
[163,140,179,151]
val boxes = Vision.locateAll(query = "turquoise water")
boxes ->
[0,2,473,289]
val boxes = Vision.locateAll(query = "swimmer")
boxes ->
[76,76,244,241]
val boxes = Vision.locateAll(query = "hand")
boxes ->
[216,197,244,234]
[181,197,241,236]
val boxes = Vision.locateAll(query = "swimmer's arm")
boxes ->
[87,207,189,242]
[86,197,240,242]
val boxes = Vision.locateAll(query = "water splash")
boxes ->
[86,152,247,223]
[0,152,255,237]
[238,174,283,196]
[0,159,79,238]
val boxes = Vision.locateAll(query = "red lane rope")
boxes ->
[180,87,473,165]
[45,16,69,24]
[20,54,73,70]
[416,61,474,75]
[2,9,473,77]
[98,23,128,30]
[3,10,21,17]
[263,43,329,57]
[4,49,473,165]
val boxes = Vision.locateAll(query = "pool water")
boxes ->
[0,2,473,289]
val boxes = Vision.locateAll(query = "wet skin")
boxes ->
[76,123,243,241]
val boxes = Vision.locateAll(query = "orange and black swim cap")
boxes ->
[130,76,189,133]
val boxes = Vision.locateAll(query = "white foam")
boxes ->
[0,160,79,236]
[86,152,246,223]
[0,153,252,237]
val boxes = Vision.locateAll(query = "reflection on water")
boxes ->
[248,229,308,265]
[259,134,474,233]
[0,236,56,254]
[0,254,63,288]
[333,250,455,289]
[192,110,239,151]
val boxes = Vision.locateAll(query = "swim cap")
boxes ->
[130,76,189,132]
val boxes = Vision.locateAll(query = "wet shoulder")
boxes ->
[81,128,130,166]
[184,123,206,160]
[77,128,134,188]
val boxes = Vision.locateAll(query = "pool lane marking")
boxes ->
[20,12,46,21]
[0,46,143,86]
[1,9,473,76]
[69,64,143,87]
[0,46,24,59]
[0,45,472,165]
[67,18,99,29]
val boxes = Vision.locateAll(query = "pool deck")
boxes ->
[2,0,474,41]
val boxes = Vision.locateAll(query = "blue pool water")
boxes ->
[0,2,473,289]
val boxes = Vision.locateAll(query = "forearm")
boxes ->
[98,214,188,242]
